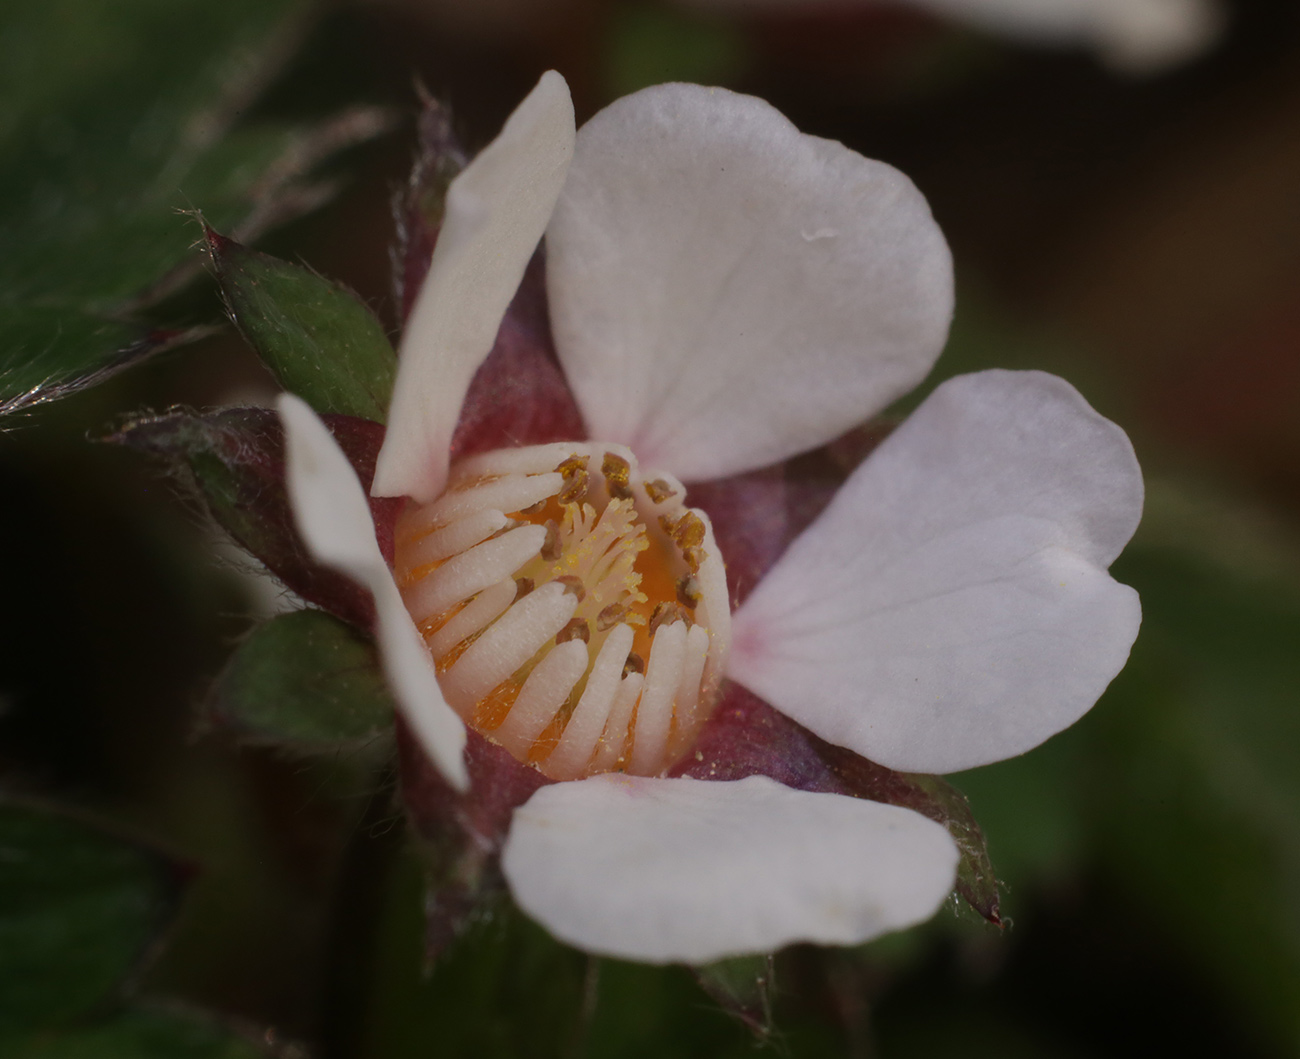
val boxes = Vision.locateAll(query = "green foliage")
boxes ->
[212,608,395,751]
[1093,542,1300,1048]
[358,851,856,1058]
[0,1007,268,1059]
[208,233,396,422]
[0,0,387,412]
[605,3,749,99]
[0,803,182,1031]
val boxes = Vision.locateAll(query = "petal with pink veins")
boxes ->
[280,394,469,790]
[374,70,575,503]
[546,83,953,482]
[501,774,958,963]
[729,370,1143,774]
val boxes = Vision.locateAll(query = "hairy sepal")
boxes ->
[206,230,397,422]
[108,407,400,630]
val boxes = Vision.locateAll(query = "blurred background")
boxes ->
[3,0,1300,1055]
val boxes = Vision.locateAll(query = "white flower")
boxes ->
[679,0,1224,73]
[278,72,1142,963]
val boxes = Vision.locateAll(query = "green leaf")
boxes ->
[1091,541,1300,1050]
[211,609,395,751]
[605,3,749,99]
[0,803,184,1031]
[0,1006,270,1059]
[0,0,392,411]
[207,232,397,421]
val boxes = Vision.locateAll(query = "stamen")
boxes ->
[629,621,688,775]
[403,524,546,623]
[418,472,563,530]
[440,582,578,713]
[491,639,590,758]
[668,624,711,760]
[394,442,730,778]
[543,624,635,780]
[589,672,644,773]
[427,577,517,658]
[400,509,508,571]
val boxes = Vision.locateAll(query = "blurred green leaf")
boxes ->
[0,0,391,412]
[212,608,394,751]
[207,231,396,421]
[0,803,183,1031]
[1093,540,1300,1050]
[0,1006,270,1058]
[605,4,749,99]
[360,848,853,1059]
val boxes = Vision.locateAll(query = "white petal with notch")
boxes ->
[729,370,1144,774]
[546,82,953,482]
[279,394,469,790]
[502,774,959,963]
[373,70,575,503]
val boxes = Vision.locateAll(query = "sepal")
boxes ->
[209,609,395,755]
[107,407,400,630]
[206,229,397,422]
[392,90,468,322]
[691,954,776,1039]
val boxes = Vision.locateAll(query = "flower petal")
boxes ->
[373,71,575,503]
[546,83,952,482]
[728,370,1143,774]
[905,0,1223,73]
[279,394,469,790]
[501,774,958,963]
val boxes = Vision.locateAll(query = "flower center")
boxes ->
[393,442,730,780]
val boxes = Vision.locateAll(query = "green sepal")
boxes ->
[905,773,1002,927]
[210,609,395,754]
[0,1005,272,1059]
[691,953,775,1039]
[207,231,396,422]
[0,803,186,1032]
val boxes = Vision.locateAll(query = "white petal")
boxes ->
[502,774,959,963]
[904,0,1223,73]
[729,370,1143,774]
[373,71,575,503]
[278,394,469,790]
[678,0,1222,73]
[546,83,952,482]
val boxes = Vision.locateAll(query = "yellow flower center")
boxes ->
[393,443,730,779]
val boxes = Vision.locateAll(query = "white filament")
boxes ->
[441,582,578,710]
[403,508,509,569]
[427,577,518,658]
[630,621,688,775]
[404,524,547,623]
[419,471,564,529]
[668,624,711,760]
[590,672,644,773]
[492,639,591,756]
[544,624,636,780]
